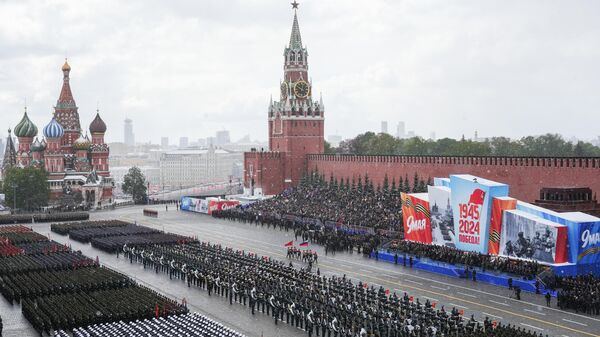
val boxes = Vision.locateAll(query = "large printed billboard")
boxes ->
[500,210,567,263]
[180,197,209,214]
[427,185,456,247]
[401,192,432,244]
[488,197,517,255]
[449,175,509,253]
[207,200,240,215]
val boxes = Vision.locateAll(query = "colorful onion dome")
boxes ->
[89,112,107,134]
[40,138,47,148]
[30,138,44,152]
[62,59,71,72]
[14,110,38,138]
[43,117,64,138]
[73,133,91,150]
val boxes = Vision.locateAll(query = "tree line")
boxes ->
[302,170,430,194]
[325,132,600,157]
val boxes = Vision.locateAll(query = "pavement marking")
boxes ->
[562,319,588,327]
[521,323,544,331]
[524,308,546,316]
[143,221,600,337]
[457,291,477,298]
[430,285,448,291]
[481,312,503,320]
[404,279,424,286]
[359,269,371,273]
[424,296,439,302]
[489,300,510,307]
[448,303,468,309]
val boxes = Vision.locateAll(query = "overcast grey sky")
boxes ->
[1,0,599,144]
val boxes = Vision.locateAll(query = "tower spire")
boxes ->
[289,3,303,49]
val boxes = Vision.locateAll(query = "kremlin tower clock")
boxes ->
[245,1,325,195]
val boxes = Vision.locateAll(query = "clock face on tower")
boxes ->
[280,82,288,100]
[294,80,309,98]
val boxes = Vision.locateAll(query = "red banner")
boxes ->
[488,197,517,255]
[207,200,240,215]
[401,193,432,244]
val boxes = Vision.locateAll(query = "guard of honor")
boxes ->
[123,242,546,337]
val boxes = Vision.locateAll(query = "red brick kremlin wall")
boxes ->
[307,154,600,202]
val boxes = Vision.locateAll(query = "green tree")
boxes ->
[1,167,49,211]
[403,174,410,193]
[122,166,148,204]
[412,173,420,193]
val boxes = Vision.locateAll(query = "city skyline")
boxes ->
[1,1,600,144]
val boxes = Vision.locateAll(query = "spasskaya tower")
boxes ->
[245,1,325,196]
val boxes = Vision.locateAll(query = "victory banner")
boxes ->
[427,185,456,247]
[577,220,600,264]
[450,175,509,253]
[401,192,432,244]
[488,197,517,255]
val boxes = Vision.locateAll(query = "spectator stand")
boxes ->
[371,245,558,296]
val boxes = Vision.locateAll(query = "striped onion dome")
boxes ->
[73,133,91,150]
[43,117,64,138]
[14,111,38,138]
[30,138,44,152]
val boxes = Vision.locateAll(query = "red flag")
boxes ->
[155,304,159,318]
[284,240,293,247]
[459,309,464,316]
[409,296,414,302]
[363,283,368,288]
[432,302,437,308]
[385,289,390,295]
[492,321,497,328]
[299,241,309,247]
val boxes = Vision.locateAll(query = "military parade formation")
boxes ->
[53,312,246,337]
[0,221,191,336]
[120,238,546,337]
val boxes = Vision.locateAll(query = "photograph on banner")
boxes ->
[427,185,456,247]
[499,210,566,263]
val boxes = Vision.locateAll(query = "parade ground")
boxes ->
[2,205,600,337]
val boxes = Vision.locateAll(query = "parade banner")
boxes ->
[180,197,209,214]
[207,200,240,215]
[577,221,600,264]
[401,192,432,244]
[427,185,455,247]
[500,210,567,263]
[433,177,450,187]
[449,175,509,253]
[488,197,517,255]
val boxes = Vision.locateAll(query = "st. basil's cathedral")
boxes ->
[2,60,113,207]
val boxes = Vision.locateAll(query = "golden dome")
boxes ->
[62,59,71,71]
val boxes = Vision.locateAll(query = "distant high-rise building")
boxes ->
[161,137,169,149]
[124,118,135,147]
[216,130,231,145]
[328,135,342,147]
[179,137,189,148]
[396,122,405,138]
[206,137,215,146]
[407,131,416,138]
[381,121,388,134]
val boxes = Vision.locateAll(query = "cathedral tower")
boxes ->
[54,59,82,148]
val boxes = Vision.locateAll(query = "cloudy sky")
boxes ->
[1,0,599,144]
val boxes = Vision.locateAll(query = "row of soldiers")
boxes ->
[554,274,600,315]
[123,242,546,337]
